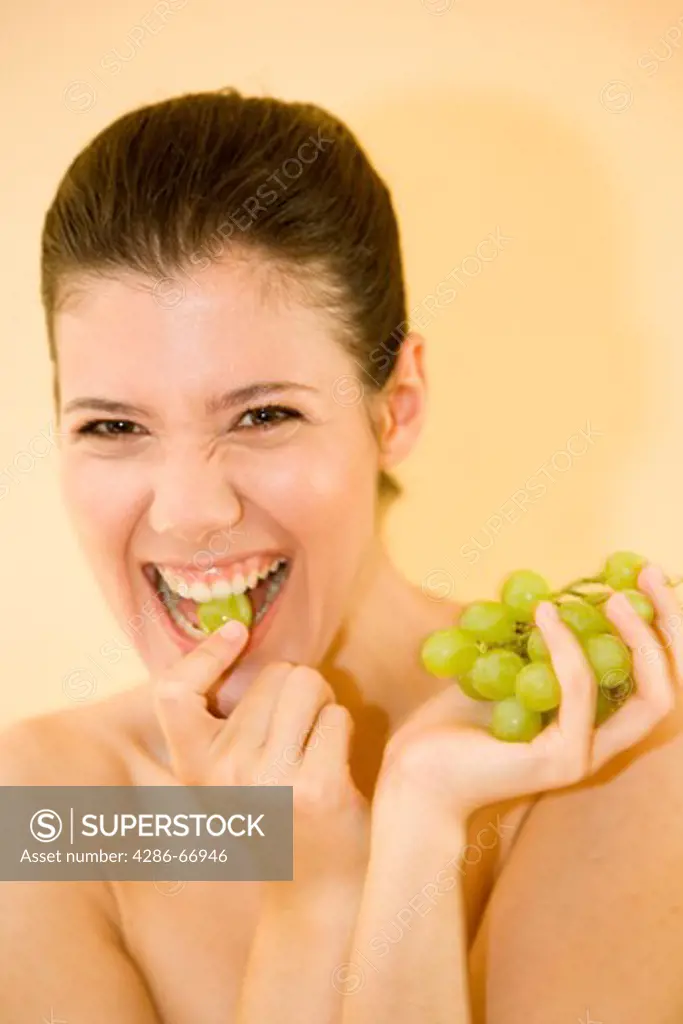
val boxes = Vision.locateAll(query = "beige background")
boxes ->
[1,0,681,726]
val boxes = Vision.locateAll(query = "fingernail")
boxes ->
[219,619,247,640]
[536,601,559,626]
[646,564,666,585]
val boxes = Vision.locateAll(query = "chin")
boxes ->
[119,551,333,715]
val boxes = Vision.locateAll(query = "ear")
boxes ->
[375,332,427,473]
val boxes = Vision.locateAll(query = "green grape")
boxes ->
[604,550,646,591]
[526,627,550,662]
[501,569,551,623]
[420,628,480,679]
[456,672,490,701]
[470,650,525,700]
[594,686,617,726]
[491,697,544,743]
[558,600,611,637]
[458,601,517,645]
[515,662,562,712]
[595,677,633,723]
[585,633,631,690]
[197,593,253,633]
[621,589,655,624]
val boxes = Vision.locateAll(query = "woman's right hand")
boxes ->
[153,620,370,889]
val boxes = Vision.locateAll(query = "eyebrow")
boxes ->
[62,382,318,418]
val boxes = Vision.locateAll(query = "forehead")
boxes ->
[53,259,352,401]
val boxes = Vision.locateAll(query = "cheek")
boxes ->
[241,424,378,544]
[60,454,144,557]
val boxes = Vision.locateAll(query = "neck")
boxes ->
[320,539,458,797]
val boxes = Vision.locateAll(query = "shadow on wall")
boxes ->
[353,88,647,586]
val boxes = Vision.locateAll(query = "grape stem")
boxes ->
[552,574,604,595]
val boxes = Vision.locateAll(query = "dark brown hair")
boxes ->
[41,88,408,499]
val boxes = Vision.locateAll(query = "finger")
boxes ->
[260,666,335,774]
[590,590,675,771]
[537,602,595,744]
[638,563,683,685]
[161,619,250,698]
[154,619,249,781]
[154,681,215,783]
[528,602,595,784]
[213,661,296,757]
[300,703,355,782]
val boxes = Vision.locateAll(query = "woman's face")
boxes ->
[54,258,386,709]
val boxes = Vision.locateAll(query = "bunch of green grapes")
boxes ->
[420,551,669,743]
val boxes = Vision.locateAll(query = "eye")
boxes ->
[234,405,303,430]
[76,419,148,438]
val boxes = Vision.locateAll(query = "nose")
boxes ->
[147,447,244,550]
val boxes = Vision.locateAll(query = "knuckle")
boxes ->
[294,777,326,814]
[178,766,202,786]
[270,659,296,674]
[318,703,347,730]
[155,679,186,703]
[290,665,334,701]
[231,763,253,786]
[258,660,295,688]
[563,653,593,690]
[563,756,588,786]
[544,748,588,788]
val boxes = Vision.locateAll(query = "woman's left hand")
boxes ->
[375,563,683,821]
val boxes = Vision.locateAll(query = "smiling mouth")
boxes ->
[145,557,291,640]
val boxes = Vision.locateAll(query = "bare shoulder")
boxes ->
[0,688,162,1021]
[469,703,683,1022]
[0,684,155,786]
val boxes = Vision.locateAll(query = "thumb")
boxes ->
[154,619,250,782]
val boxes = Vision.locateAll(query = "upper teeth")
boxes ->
[158,558,286,601]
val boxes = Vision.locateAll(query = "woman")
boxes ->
[3,87,683,1023]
